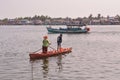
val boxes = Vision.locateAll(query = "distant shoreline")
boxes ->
[0,14,120,25]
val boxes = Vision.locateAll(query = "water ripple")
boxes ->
[1,25,120,80]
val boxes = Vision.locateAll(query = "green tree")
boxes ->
[97,13,101,19]
[88,14,93,19]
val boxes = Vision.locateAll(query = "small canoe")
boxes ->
[29,47,72,59]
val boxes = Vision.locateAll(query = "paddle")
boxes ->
[32,48,42,53]
[49,46,56,50]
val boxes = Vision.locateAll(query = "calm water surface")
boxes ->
[0,25,120,80]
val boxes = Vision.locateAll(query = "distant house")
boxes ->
[0,20,4,25]
[18,19,32,25]
[108,17,120,25]
[50,19,65,25]
[33,20,43,25]
[44,19,51,25]
[7,19,16,25]
[100,17,111,25]
[90,19,101,25]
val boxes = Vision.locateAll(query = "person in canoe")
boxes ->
[42,35,51,53]
[57,34,62,50]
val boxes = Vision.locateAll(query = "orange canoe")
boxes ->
[29,47,72,60]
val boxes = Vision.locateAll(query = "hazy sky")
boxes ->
[0,0,120,19]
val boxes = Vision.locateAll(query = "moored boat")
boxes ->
[46,24,90,33]
[29,47,72,60]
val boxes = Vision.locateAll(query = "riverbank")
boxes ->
[0,15,120,25]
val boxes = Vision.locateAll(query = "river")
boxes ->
[0,25,120,80]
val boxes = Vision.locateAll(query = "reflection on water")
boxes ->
[30,61,34,80]
[30,55,63,80]
[57,55,63,71]
[1,25,120,80]
[42,58,49,78]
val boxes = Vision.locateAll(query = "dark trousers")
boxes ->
[42,46,48,53]
[57,42,61,50]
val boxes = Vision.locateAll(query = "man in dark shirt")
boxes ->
[57,34,62,50]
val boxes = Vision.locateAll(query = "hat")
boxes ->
[43,36,48,39]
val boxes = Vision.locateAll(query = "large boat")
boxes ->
[29,47,72,60]
[46,24,90,33]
